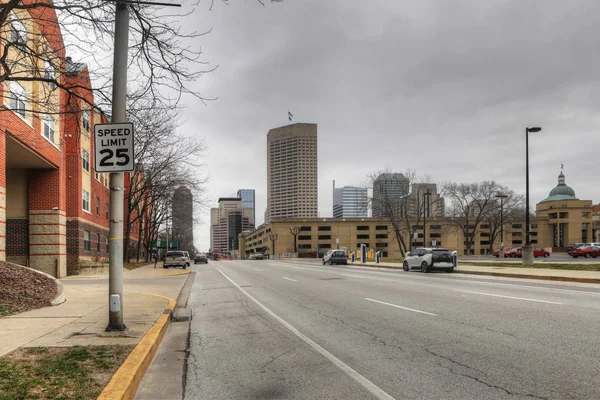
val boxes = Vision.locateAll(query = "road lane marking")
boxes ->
[214,266,395,400]
[365,298,438,316]
[254,269,261,272]
[455,290,563,304]
[336,273,366,279]
[282,277,298,282]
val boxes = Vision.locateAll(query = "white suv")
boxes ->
[403,248,455,273]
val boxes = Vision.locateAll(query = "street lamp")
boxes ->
[423,189,432,247]
[525,126,541,264]
[495,193,508,257]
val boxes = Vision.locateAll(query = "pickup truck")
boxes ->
[163,251,188,269]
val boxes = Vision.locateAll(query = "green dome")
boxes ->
[540,172,578,203]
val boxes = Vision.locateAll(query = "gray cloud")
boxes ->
[180,0,600,250]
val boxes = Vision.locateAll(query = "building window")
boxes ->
[318,226,331,231]
[84,231,91,251]
[582,223,589,243]
[582,212,590,218]
[357,243,370,248]
[318,243,331,249]
[298,235,311,240]
[96,197,100,216]
[95,170,100,181]
[512,224,522,229]
[298,244,311,250]
[318,235,331,240]
[97,234,101,253]
[43,116,55,143]
[82,149,90,172]
[300,226,311,231]
[375,242,388,248]
[357,234,369,239]
[375,225,388,230]
[83,190,90,211]
[9,81,26,117]
[430,233,442,238]
[44,60,56,90]
[10,13,26,47]
[357,226,369,231]
[106,236,109,253]
[82,110,90,131]
[375,234,388,239]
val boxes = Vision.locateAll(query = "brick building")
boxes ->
[1,6,142,276]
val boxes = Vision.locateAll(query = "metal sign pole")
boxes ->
[107,1,129,331]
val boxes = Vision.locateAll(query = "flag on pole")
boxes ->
[288,111,293,122]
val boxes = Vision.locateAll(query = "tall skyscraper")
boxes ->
[404,183,445,218]
[372,173,410,218]
[333,180,368,218]
[172,186,194,252]
[210,197,254,253]
[237,189,255,225]
[266,123,318,221]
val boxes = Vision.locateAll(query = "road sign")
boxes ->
[93,123,135,172]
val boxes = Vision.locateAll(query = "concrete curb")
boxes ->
[160,269,191,277]
[97,294,176,400]
[51,280,66,306]
[455,270,600,284]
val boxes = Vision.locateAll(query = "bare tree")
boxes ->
[365,168,444,257]
[443,181,502,255]
[482,189,525,254]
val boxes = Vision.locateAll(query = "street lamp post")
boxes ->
[524,126,541,265]
[423,189,432,247]
[495,193,508,258]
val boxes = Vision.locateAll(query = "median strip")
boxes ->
[364,298,438,316]
[455,290,562,304]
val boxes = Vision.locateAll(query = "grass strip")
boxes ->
[0,304,19,318]
[0,345,134,400]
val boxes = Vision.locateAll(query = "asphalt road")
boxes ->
[185,260,600,400]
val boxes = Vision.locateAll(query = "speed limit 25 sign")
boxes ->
[93,123,135,172]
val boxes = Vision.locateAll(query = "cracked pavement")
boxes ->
[184,260,600,399]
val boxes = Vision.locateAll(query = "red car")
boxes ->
[506,247,521,258]
[568,246,600,259]
[493,248,512,258]
[533,247,550,258]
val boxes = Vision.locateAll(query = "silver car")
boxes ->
[403,248,455,273]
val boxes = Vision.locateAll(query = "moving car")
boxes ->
[323,250,348,265]
[566,243,586,253]
[493,247,512,258]
[163,251,188,268]
[194,254,208,264]
[249,254,264,260]
[505,247,522,258]
[403,248,454,273]
[568,245,600,258]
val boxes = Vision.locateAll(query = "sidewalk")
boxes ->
[356,261,600,284]
[0,264,189,357]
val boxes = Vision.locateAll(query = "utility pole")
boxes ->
[106,1,130,331]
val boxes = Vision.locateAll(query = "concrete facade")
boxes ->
[266,123,318,222]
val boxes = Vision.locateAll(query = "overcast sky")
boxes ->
[179,0,600,251]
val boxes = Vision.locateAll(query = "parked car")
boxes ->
[194,253,208,264]
[323,250,348,265]
[566,243,586,253]
[505,247,522,258]
[403,248,454,273]
[163,251,188,269]
[493,247,512,258]
[249,254,264,260]
[568,245,600,258]
[533,247,550,258]
[183,251,191,267]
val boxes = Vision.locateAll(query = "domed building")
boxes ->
[535,170,593,250]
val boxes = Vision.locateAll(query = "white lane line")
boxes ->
[214,266,395,400]
[254,269,261,272]
[455,290,563,304]
[365,298,438,316]
[336,273,366,279]
[464,281,600,296]
[282,276,298,282]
